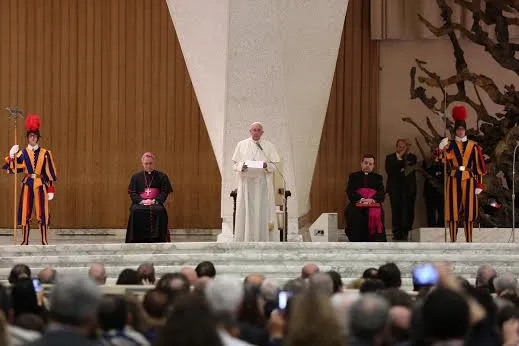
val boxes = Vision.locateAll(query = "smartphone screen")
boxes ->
[32,278,42,293]
[278,291,293,310]
[412,263,439,286]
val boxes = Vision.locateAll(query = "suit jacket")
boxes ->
[385,152,417,195]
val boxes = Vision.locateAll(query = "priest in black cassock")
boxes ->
[126,152,173,243]
[345,154,387,242]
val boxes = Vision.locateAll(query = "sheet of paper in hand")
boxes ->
[245,160,264,169]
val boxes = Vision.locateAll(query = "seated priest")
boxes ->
[345,154,387,242]
[126,152,173,243]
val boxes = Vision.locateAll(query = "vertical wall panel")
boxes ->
[0,0,221,228]
[309,0,380,228]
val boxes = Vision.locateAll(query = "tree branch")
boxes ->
[418,5,519,75]
[402,117,437,148]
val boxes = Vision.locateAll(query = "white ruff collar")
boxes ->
[27,144,39,151]
[455,136,467,142]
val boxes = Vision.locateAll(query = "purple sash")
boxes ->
[140,188,160,199]
[356,187,383,236]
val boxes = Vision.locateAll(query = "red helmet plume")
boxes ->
[25,114,41,132]
[452,105,467,130]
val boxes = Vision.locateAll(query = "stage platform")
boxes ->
[0,228,220,244]
[0,237,517,289]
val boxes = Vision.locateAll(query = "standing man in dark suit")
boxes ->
[385,139,417,241]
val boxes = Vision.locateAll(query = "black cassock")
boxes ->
[126,170,173,243]
[344,171,387,242]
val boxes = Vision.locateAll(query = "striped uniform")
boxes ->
[442,139,486,242]
[3,147,57,245]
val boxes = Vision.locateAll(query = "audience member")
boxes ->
[286,290,343,346]
[283,278,307,295]
[494,273,518,296]
[10,279,44,320]
[331,291,359,338]
[422,287,470,343]
[378,263,402,288]
[308,273,334,296]
[244,274,265,287]
[98,295,149,346]
[8,264,31,285]
[300,264,319,279]
[38,268,56,284]
[193,277,213,297]
[359,279,385,294]
[179,267,198,286]
[26,275,101,346]
[379,288,413,308]
[195,261,216,278]
[362,268,378,280]
[326,271,343,294]
[348,293,389,346]
[475,264,497,292]
[116,269,141,285]
[155,273,190,303]
[259,279,279,320]
[88,263,107,285]
[205,276,250,345]
[154,294,223,346]
[141,289,169,343]
[137,263,156,285]
[14,314,44,333]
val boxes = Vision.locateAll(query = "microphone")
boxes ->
[256,142,264,151]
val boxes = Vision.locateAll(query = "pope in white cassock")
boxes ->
[232,122,281,242]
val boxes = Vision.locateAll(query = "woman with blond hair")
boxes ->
[285,290,345,346]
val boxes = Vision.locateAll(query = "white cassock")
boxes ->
[232,137,281,242]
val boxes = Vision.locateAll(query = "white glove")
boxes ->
[475,188,483,195]
[48,193,54,201]
[439,138,449,150]
[9,145,19,158]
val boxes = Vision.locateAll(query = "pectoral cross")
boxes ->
[145,188,151,196]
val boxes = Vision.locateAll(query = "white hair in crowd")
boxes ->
[205,276,244,316]
[51,274,102,325]
[331,291,360,337]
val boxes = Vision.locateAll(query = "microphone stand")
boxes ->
[513,142,519,242]
[256,142,291,241]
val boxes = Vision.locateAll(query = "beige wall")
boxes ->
[379,39,518,229]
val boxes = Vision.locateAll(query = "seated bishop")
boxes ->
[344,154,387,242]
[126,152,173,243]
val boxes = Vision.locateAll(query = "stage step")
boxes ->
[0,229,220,244]
[0,242,517,289]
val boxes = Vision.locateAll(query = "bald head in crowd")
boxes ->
[476,264,497,291]
[301,264,319,279]
[180,267,198,286]
[38,267,57,284]
[88,263,107,285]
